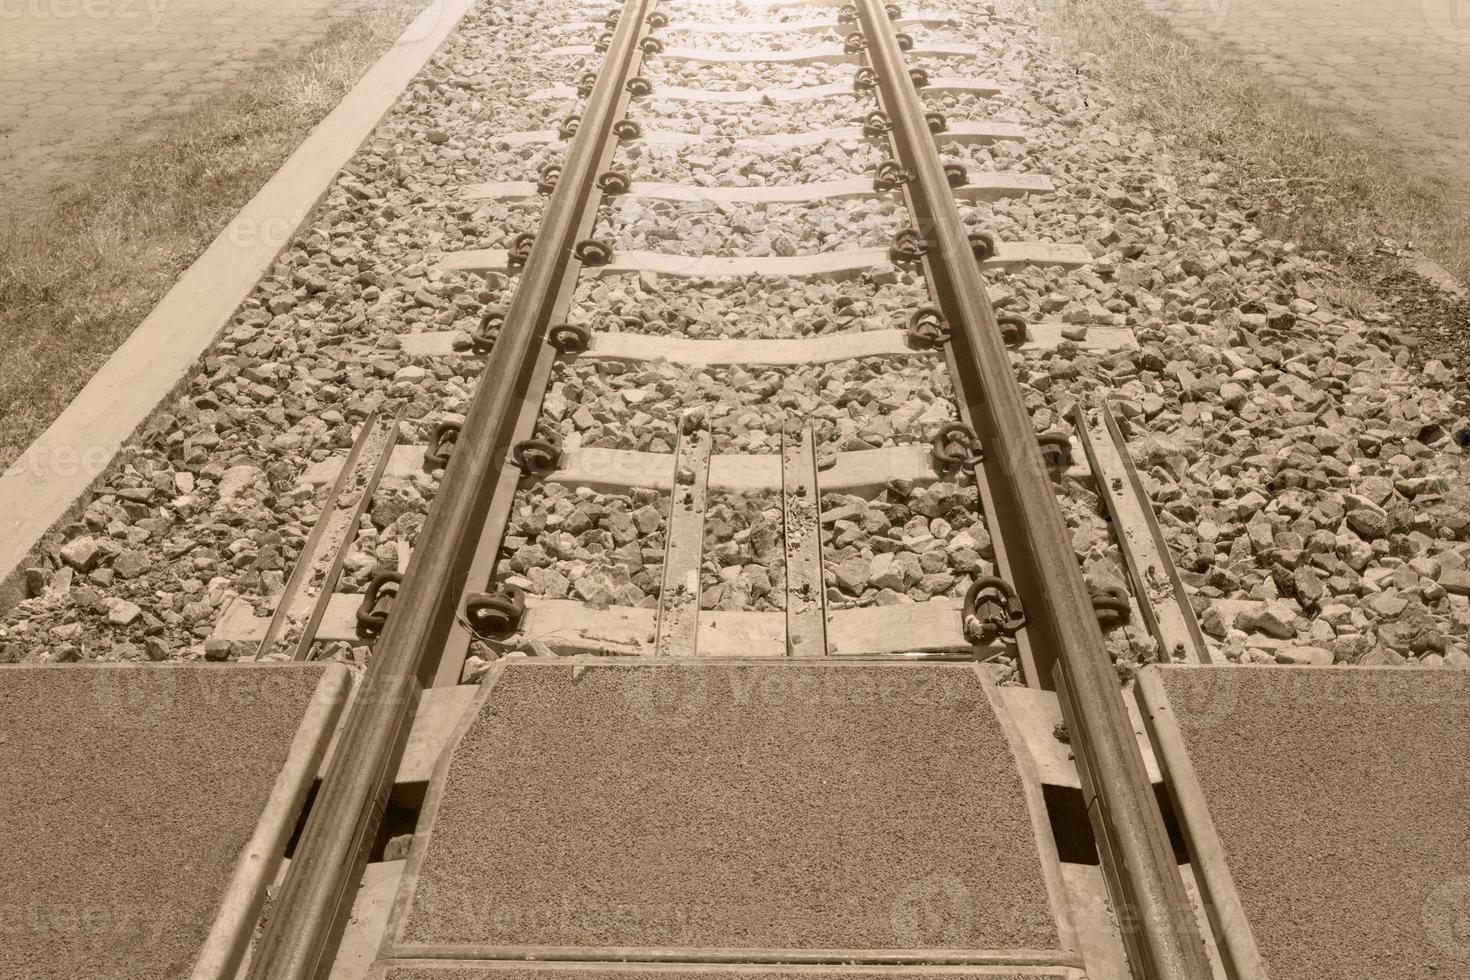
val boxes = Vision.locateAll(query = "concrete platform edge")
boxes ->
[0,0,476,606]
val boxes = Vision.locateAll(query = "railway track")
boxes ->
[233,1,1222,977]
[6,2,1470,980]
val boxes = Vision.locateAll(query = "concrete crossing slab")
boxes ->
[370,967,1081,980]
[0,662,347,980]
[381,662,1077,967]
[1137,665,1470,980]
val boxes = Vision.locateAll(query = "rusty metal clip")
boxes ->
[472,309,504,355]
[597,170,632,195]
[964,576,1026,644]
[639,35,664,54]
[997,313,1029,348]
[423,421,461,471]
[843,33,866,54]
[968,230,996,262]
[931,422,980,467]
[355,571,402,637]
[885,2,902,16]
[646,10,668,28]
[925,111,948,134]
[537,164,561,195]
[547,322,591,353]
[1091,583,1132,631]
[894,31,914,50]
[909,66,929,88]
[852,67,877,92]
[513,435,562,476]
[943,162,969,187]
[558,114,581,139]
[862,109,892,137]
[576,72,597,97]
[889,227,930,263]
[1037,430,1073,471]
[838,4,858,23]
[594,31,613,53]
[906,306,950,348]
[873,160,913,192]
[612,118,642,140]
[574,239,615,266]
[463,584,527,636]
[626,76,653,97]
[507,232,537,268]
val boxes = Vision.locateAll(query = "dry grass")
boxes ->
[0,0,425,471]
[1038,0,1470,286]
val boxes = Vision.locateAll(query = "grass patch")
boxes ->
[0,0,427,471]
[1038,0,1470,286]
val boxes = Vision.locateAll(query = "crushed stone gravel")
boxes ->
[542,356,958,455]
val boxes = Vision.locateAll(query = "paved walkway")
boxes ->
[1152,0,1470,209]
[0,0,380,219]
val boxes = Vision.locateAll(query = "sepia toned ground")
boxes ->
[1150,0,1470,218]
[0,0,429,471]
[0,0,386,221]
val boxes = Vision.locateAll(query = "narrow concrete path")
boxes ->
[0,0,383,216]
[1152,0,1470,212]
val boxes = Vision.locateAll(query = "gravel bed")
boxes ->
[568,273,930,339]
[702,492,787,611]
[656,29,849,54]
[619,138,884,186]
[5,0,1466,677]
[648,58,850,92]
[596,198,905,255]
[700,481,1002,616]
[1361,264,1470,410]
[542,356,958,454]
[655,3,891,28]
[633,99,866,140]
[495,484,669,608]
[651,25,987,56]
[820,481,989,607]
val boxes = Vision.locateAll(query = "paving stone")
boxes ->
[1155,0,1470,236]
[1,0,395,223]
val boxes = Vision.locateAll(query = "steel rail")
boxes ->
[431,23,657,689]
[853,4,1214,979]
[243,2,654,976]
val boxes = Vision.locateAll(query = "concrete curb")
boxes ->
[0,0,475,604]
